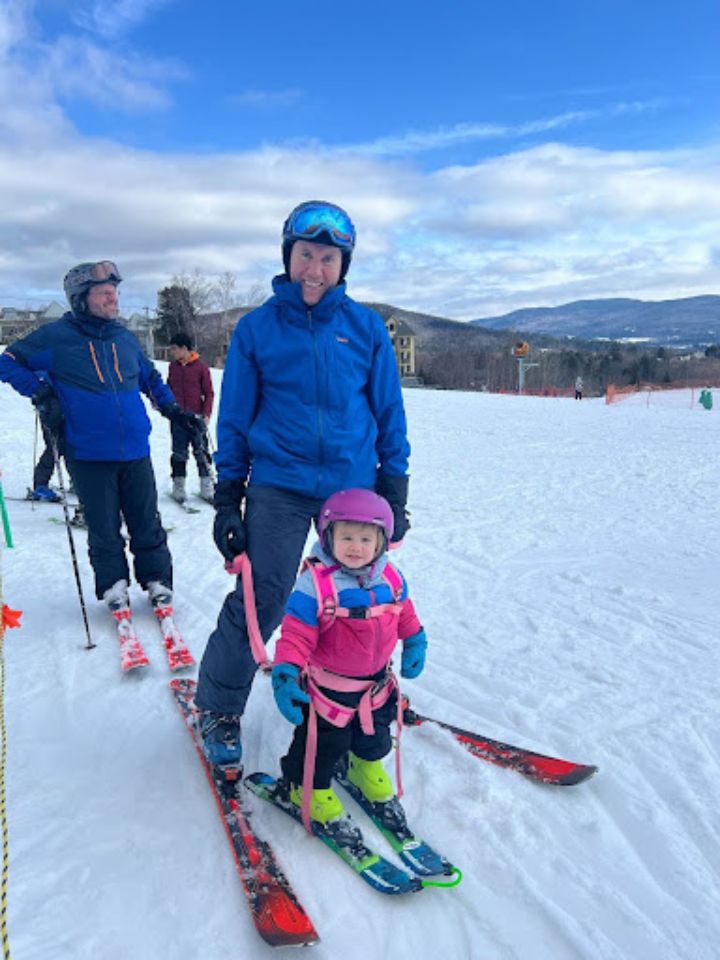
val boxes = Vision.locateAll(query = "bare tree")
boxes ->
[171,269,216,316]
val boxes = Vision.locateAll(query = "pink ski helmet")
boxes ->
[318,488,394,557]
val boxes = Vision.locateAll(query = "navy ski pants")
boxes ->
[281,681,398,788]
[196,486,324,715]
[68,456,172,599]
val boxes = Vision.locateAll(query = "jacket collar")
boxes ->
[64,309,124,340]
[271,274,347,325]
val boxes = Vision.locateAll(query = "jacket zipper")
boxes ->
[310,309,325,492]
[102,340,126,459]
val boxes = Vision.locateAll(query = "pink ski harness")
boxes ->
[228,552,407,832]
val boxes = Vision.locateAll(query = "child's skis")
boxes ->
[402,701,598,786]
[171,680,319,948]
[334,769,461,883]
[244,772,425,895]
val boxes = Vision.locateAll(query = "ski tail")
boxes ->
[171,680,319,947]
[402,701,598,786]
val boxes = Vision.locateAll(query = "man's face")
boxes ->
[170,344,190,362]
[289,240,342,306]
[85,283,119,320]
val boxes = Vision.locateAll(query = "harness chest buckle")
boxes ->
[347,606,369,619]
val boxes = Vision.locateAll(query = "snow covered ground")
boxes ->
[1,372,719,960]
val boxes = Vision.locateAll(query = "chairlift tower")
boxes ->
[512,341,539,394]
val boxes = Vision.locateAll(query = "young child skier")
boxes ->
[269,488,427,836]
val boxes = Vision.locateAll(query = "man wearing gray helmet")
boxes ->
[0,260,203,617]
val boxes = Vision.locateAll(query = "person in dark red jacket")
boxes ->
[167,333,215,502]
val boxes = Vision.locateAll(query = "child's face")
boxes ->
[332,521,381,569]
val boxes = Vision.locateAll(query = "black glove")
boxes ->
[161,403,205,442]
[213,478,247,561]
[376,473,410,542]
[32,384,64,440]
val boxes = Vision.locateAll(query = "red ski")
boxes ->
[112,608,150,672]
[171,679,320,948]
[153,605,195,670]
[402,703,597,786]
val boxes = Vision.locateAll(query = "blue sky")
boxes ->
[1,0,719,318]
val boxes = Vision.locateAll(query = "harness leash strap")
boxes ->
[225,553,272,673]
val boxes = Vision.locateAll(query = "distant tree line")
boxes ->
[417,342,720,395]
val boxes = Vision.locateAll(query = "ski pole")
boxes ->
[30,412,40,510]
[51,440,95,650]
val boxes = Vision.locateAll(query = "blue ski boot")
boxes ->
[27,485,61,502]
[198,710,243,771]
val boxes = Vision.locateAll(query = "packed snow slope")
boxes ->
[1,371,718,960]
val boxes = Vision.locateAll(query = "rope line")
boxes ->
[0,468,13,959]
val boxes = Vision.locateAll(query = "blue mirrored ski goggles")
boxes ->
[285,204,355,249]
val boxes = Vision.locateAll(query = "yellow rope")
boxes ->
[0,469,12,959]
[0,613,10,960]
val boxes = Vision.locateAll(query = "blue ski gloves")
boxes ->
[212,478,247,561]
[272,663,310,725]
[161,403,206,442]
[32,384,64,440]
[400,628,427,679]
[376,473,410,543]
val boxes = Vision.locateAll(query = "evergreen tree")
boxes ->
[155,285,196,346]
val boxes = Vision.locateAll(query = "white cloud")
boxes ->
[72,0,175,39]
[333,102,663,158]
[0,4,719,321]
[43,35,186,110]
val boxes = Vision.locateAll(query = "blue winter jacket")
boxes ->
[215,276,410,498]
[0,311,175,461]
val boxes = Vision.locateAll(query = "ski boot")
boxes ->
[103,579,130,614]
[27,485,61,502]
[289,783,345,824]
[198,710,243,790]
[171,476,186,503]
[69,505,86,528]
[346,753,411,835]
[286,780,374,854]
[199,475,215,503]
[146,580,172,609]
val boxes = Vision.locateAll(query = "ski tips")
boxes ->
[421,866,463,889]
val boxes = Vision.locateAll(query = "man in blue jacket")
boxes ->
[195,201,411,769]
[0,260,202,612]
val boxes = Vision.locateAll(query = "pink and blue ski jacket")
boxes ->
[275,542,422,679]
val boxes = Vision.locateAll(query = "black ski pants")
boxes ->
[68,456,172,599]
[280,682,398,789]
[170,422,211,478]
[33,424,67,489]
[195,486,324,715]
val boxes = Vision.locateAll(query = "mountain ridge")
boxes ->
[469,294,720,347]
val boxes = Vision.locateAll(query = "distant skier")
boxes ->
[194,200,411,769]
[270,489,427,829]
[575,375,583,400]
[0,260,204,613]
[166,332,215,503]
